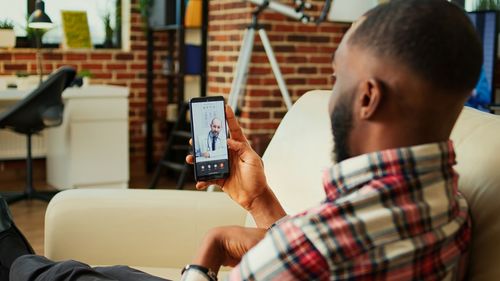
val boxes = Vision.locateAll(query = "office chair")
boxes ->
[0,66,76,204]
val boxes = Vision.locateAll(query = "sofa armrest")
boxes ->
[45,189,247,269]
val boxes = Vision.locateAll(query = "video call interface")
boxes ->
[191,100,229,177]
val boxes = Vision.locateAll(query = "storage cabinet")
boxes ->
[46,86,129,189]
[0,86,129,189]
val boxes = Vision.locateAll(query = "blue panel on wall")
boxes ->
[467,11,498,112]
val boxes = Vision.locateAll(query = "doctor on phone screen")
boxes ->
[196,117,227,160]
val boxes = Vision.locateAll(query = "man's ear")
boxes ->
[357,78,383,120]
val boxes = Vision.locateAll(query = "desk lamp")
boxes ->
[28,0,53,84]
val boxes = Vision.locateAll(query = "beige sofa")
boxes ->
[45,90,500,280]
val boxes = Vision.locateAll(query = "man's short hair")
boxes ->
[349,0,483,93]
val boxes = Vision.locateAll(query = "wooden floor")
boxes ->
[2,175,196,256]
[10,200,48,254]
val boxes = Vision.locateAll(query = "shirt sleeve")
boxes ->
[226,218,330,280]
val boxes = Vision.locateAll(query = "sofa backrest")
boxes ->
[261,90,332,216]
[451,107,500,281]
[260,90,500,281]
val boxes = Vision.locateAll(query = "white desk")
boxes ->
[0,85,130,190]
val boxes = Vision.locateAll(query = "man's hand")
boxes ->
[186,106,286,228]
[192,226,267,273]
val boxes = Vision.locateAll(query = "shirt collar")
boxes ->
[322,141,456,201]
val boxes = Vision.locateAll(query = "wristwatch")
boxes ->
[181,264,218,281]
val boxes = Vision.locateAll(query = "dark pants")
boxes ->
[10,255,171,281]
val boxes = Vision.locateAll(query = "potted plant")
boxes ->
[0,19,16,48]
[77,69,93,87]
[102,12,114,48]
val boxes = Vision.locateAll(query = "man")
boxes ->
[0,0,481,280]
[197,117,227,159]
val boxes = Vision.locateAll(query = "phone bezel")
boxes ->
[189,96,230,182]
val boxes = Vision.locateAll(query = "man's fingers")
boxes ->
[196,180,223,190]
[186,139,193,164]
[186,155,194,164]
[225,105,247,142]
[227,139,247,156]
[196,182,209,190]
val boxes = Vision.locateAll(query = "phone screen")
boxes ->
[189,96,230,181]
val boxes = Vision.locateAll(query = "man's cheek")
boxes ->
[329,87,341,115]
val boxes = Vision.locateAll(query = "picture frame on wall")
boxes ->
[61,10,92,49]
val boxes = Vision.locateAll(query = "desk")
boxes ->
[0,85,129,190]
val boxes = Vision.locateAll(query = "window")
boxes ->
[0,0,123,48]
[465,0,476,11]
[465,0,500,11]
[41,0,120,46]
[0,1,28,37]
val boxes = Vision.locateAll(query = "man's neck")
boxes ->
[350,122,451,157]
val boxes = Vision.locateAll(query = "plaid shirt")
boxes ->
[183,141,471,281]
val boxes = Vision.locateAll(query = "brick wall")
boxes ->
[0,0,350,184]
[0,0,169,180]
[208,0,349,154]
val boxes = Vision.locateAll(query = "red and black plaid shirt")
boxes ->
[185,141,471,280]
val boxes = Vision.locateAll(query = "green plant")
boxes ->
[138,0,154,32]
[474,0,500,10]
[0,19,14,30]
[15,71,29,78]
[102,11,114,47]
[115,0,122,48]
[77,69,93,78]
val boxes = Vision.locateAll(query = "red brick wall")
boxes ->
[0,0,350,183]
[0,0,169,179]
[208,0,349,154]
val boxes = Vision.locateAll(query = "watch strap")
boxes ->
[181,264,218,281]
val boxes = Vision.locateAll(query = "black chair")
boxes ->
[0,66,76,204]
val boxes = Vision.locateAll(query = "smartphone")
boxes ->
[189,96,230,181]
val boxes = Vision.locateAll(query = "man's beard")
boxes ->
[331,94,354,163]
